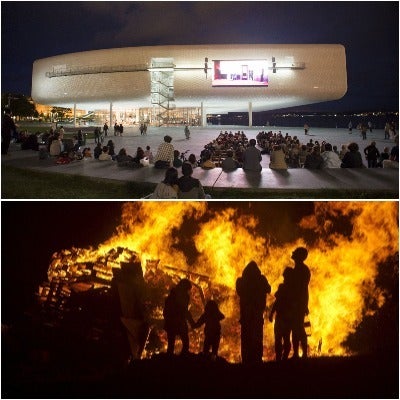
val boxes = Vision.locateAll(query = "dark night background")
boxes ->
[1,1,399,112]
[1,201,398,398]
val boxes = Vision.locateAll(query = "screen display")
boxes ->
[212,60,269,87]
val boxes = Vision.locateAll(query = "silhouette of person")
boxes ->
[2,107,16,155]
[194,300,225,359]
[290,247,311,358]
[113,257,149,362]
[236,261,271,364]
[269,267,295,362]
[163,278,195,356]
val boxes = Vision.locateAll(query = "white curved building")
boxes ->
[31,44,347,125]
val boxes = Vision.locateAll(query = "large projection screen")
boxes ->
[212,60,269,87]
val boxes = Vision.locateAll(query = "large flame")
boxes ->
[42,201,398,362]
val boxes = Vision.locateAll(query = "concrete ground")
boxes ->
[2,125,398,198]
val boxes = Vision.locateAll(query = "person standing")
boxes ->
[290,247,311,359]
[348,121,353,134]
[269,267,295,362]
[194,300,225,359]
[236,261,271,364]
[163,279,195,356]
[103,122,109,137]
[304,123,309,135]
[242,139,262,172]
[364,141,380,168]
[2,107,16,155]
[184,125,190,139]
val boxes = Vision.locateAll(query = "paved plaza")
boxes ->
[2,125,398,198]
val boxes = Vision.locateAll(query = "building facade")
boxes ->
[31,44,347,126]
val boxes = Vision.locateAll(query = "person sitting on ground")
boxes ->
[132,146,145,165]
[93,142,103,159]
[304,145,323,169]
[383,136,399,169]
[82,147,92,159]
[49,132,62,156]
[187,153,198,168]
[99,146,112,161]
[151,167,179,199]
[144,145,154,164]
[339,144,348,160]
[173,149,183,168]
[21,132,40,151]
[154,135,174,169]
[269,145,288,170]
[242,138,262,172]
[200,153,216,169]
[178,162,208,199]
[298,144,308,167]
[106,139,116,157]
[321,143,341,168]
[377,146,390,168]
[221,150,240,171]
[115,147,135,167]
[340,142,364,168]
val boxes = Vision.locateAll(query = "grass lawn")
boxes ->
[1,165,156,199]
[2,164,396,199]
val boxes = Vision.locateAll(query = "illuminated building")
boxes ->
[31,44,347,126]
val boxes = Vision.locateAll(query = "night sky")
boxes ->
[1,1,399,112]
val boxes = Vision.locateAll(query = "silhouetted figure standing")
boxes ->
[2,107,16,155]
[269,267,295,362]
[163,279,195,356]
[236,261,271,364]
[113,257,149,362]
[194,300,225,359]
[290,247,311,359]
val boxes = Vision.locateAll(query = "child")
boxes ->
[194,300,225,359]
[269,267,295,361]
[144,145,154,164]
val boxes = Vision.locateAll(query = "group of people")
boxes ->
[151,163,209,199]
[162,247,311,364]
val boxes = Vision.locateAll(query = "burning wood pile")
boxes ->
[36,245,236,360]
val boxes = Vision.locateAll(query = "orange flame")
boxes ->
[44,201,398,362]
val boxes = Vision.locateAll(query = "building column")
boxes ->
[248,101,253,127]
[201,102,207,127]
[136,109,140,124]
[109,102,113,127]
[73,103,77,127]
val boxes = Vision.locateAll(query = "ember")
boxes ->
[37,202,398,362]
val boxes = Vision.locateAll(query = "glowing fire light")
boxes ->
[39,202,398,362]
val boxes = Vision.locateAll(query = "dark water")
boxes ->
[211,112,398,129]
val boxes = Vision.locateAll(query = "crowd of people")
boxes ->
[3,117,398,195]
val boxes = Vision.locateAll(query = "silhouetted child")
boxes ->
[194,300,225,359]
[269,267,295,361]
